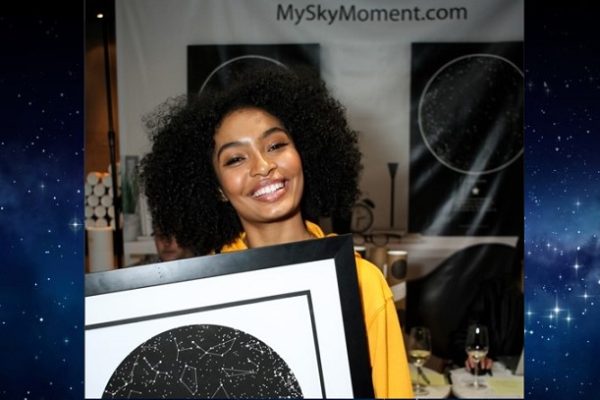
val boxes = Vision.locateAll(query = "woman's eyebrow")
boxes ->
[215,140,245,160]
[261,126,289,139]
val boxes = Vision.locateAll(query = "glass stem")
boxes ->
[474,362,479,389]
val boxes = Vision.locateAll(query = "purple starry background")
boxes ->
[524,2,600,399]
[1,1,599,399]
[0,3,84,399]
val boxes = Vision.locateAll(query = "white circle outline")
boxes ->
[417,53,524,175]
[198,55,287,94]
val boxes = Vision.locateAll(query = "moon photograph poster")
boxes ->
[85,235,373,399]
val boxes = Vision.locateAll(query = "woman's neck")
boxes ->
[241,216,314,249]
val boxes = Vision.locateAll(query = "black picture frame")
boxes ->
[85,234,373,399]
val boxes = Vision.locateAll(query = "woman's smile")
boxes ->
[250,179,287,200]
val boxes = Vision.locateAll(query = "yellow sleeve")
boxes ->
[357,258,414,398]
[367,296,414,398]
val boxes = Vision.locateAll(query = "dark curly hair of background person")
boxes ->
[138,66,363,256]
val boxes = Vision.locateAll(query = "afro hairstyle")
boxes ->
[138,65,362,255]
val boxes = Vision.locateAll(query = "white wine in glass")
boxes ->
[465,324,489,389]
[409,349,431,367]
[408,327,432,396]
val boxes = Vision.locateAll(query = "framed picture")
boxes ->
[409,41,523,235]
[85,234,373,399]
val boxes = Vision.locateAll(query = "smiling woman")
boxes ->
[138,66,414,397]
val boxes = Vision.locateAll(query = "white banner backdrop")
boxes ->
[115,0,523,232]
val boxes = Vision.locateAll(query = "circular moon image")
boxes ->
[102,324,303,399]
[199,55,286,94]
[418,53,523,175]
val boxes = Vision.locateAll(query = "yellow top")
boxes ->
[221,221,414,398]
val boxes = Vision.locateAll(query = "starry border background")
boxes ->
[1,1,599,399]
[524,1,600,398]
[0,1,84,399]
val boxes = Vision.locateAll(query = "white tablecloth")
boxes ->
[408,365,451,399]
[450,362,524,398]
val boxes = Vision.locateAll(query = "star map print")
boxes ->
[103,324,303,399]
[419,53,524,174]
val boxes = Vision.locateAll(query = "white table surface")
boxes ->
[450,363,524,398]
[409,365,451,399]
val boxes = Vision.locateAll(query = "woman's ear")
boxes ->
[218,187,229,202]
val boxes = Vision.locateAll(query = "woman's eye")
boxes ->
[224,156,244,166]
[268,142,288,151]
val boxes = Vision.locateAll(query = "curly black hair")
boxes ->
[138,66,362,255]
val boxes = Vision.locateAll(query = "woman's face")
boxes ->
[212,107,304,227]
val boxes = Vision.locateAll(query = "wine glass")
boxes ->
[464,323,489,389]
[408,326,432,396]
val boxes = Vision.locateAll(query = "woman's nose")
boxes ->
[250,153,276,176]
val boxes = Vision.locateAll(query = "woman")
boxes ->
[139,66,413,398]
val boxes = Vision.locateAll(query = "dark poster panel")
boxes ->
[409,42,523,235]
[187,44,320,94]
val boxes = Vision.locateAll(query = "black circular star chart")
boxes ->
[418,54,524,175]
[199,55,285,94]
[103,324,303,399]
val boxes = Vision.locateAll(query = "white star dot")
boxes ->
[553,306,561,314]
[69,218,83,232]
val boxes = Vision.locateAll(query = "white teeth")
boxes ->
[253,182,284,197]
